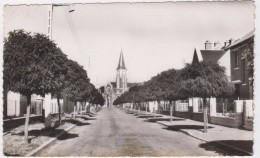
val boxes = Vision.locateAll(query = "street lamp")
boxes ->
[44,4,75,128]
[47,4,75,40]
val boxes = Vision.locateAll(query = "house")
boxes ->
[225,31,254,100]
[192,40,232,81]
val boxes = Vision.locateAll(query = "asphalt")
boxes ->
[35,107,247,156]
[129,108,253,155]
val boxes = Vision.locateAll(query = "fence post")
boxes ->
[170,102,173,123]
[209,97,216,116]
[192,98,199,112]
[44,94,52,128]
[15,100,17,117]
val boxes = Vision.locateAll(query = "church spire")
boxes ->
[117,49,126,70]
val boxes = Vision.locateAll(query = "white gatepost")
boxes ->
[44,94,52,128]
[192,98,199,112]
[244,100,254,118]
[7,91,21,117]
[234,100,243,113]
[188,98,192,107]
[154,101,158,113]
[209,97,216,116]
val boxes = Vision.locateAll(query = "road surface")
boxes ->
[36,108,240,156]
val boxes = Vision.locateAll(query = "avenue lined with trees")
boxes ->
[114,62,235,132]
[3,30,105,143]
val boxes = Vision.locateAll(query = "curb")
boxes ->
[25,124,77,157]
[156,121,252,156]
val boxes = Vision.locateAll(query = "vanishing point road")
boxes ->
[36,108,238,156]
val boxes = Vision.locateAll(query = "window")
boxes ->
[241,58,246,84]
[234,51,239,68]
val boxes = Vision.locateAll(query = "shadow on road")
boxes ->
[4,153,20,156]
[78,116,96,121]
[57,132,79,140]
[65,119,91,126]
[199,140,253,156]
[164,125,214,132]
[13,128,79,142]
[147,118,185,122]
[136,115,162,118]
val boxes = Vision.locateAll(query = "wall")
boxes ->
[210,116,242,128]
[218,50,231,80]
[63,98,75,114]
[174,111,190,119]
[3,115,43,132]
[161,110,170,116]
[244,119,253,131]
[191,112,204,122]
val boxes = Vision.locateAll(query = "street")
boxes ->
[36,108,240,156]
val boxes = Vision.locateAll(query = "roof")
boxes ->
[192,48,202,64]
[200,50,226,62]
[110,82,116,88]
[117,50,127,70]
[192,46,226,64]
[226,30,254,49]
[127,82,143,88]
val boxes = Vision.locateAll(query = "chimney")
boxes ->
[224,40,229,47]
[229,38,234,45]
[205,40,212,50]
[214,41,221,48]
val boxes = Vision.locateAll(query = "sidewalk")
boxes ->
[3,114,93,156]
[124,108,253,155]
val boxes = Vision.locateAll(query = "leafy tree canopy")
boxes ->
[4,30,68,96]
[176,61,234,99]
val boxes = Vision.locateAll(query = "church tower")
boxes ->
[116,49,127,94]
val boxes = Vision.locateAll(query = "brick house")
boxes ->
[225,31,254,100]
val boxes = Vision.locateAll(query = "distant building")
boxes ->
[225,31,254,100]
[104,49,142,108]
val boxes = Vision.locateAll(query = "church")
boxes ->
[104,49,141,108]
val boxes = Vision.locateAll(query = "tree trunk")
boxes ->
[24,94,31,143]
[3,89,8,119]
[57,93,61,125]
[82,102,86,114]
[138,103,140,114]
[73,101,77,119]
[170,101,173,123]
[145,102,147,116]
[203,98,208,133]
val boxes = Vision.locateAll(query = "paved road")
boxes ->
[36,108,240,156]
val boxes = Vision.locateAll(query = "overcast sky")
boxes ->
[3,1,255,87]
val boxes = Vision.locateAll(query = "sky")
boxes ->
[3,1,255,88]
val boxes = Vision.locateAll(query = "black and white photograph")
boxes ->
[1,0,258,157]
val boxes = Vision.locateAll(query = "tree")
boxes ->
[32,33,69,126]
[175,61,234,132]
[4,30,68,142]
[61,59,90,119]
[153,69,179,122]
[90,88,105,107]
